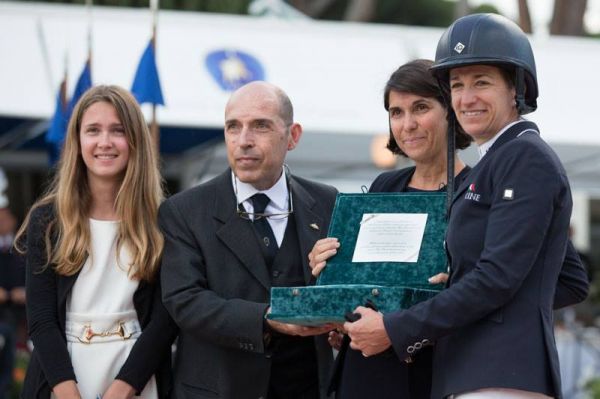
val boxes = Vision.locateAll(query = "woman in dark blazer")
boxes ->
[310,59,472,398]
[16,85,177,398]
[343,14,589,399]
[310,58,588,399]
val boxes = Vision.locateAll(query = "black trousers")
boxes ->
[0,322,15,399]
[268,379,320,399]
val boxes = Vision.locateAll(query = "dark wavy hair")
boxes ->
[383,59,472,157]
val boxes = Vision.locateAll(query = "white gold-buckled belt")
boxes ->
[65,312,141,344]
[77,321,134,344]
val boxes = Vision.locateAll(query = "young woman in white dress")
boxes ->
[17,85,177,399]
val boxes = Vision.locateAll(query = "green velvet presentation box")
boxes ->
[268,192,448,326]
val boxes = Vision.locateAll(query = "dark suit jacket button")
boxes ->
[272,270,280,277]
[263,332,272,348]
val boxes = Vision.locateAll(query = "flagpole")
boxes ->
[150,0,160,155]
[61,54,68,114]
[47,0,94,166]
[130,1,164,151]
[86,0,93,69]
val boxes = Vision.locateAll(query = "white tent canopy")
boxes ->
[1,1,600,193]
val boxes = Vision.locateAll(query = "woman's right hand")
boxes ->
[308,238,340,277]
[52,380,82,399]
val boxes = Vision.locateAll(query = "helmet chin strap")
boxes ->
[446,111,456,220]
[435,76,455,219]
[515,67,527,114]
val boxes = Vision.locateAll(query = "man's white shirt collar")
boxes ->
[231,169,289,213]
[231,169,289,246]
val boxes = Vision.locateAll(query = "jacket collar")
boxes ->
[213,170,324,289]
[453,120,539,204]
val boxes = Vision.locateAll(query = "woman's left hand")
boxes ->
[102,380,136,399]
[428,272,448,285]
[344,306,391,357]
[328,329,345,350]
[308,237,340,277]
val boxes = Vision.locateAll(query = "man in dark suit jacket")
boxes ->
[160,81,337,399]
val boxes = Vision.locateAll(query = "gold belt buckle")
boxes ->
[77,321,133,344]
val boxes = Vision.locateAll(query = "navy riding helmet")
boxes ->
[430,13,538,115]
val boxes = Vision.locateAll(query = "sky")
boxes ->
[468,0,600,35]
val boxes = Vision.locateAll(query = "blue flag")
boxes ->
[131,41,165,105]
[46,79,68,146]
[45,81,68,165]
[67,60,93,117]
[46,60,92,165]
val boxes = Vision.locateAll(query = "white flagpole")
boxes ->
[150,0,160,152]
[61,52,68,111]
[151,0,159,41]
[86,0,93,66]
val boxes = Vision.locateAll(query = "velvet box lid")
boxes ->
[268,192,447,325]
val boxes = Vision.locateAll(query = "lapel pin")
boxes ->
[309,223,320,231]
[503,188,514,200]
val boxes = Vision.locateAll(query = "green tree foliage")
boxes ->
[19,0,250,13]
[6,0,498,26]
[160,0,249,13]
[471,4,501,15]
[376,0,455,27]
[309,0,456,27]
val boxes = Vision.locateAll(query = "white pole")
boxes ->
[86,0,93,62]
[150,0,160,152]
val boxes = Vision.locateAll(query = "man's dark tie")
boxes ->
[250,193,279,268]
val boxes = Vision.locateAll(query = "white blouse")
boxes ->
[67,219,138,315]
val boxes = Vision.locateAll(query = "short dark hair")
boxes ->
[384,59,472,156]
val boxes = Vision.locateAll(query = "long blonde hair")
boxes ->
[16,85,164,281]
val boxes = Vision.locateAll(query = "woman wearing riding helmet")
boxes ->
[343,13,586,399]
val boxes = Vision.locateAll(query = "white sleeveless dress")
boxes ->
[56,219,158,398]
